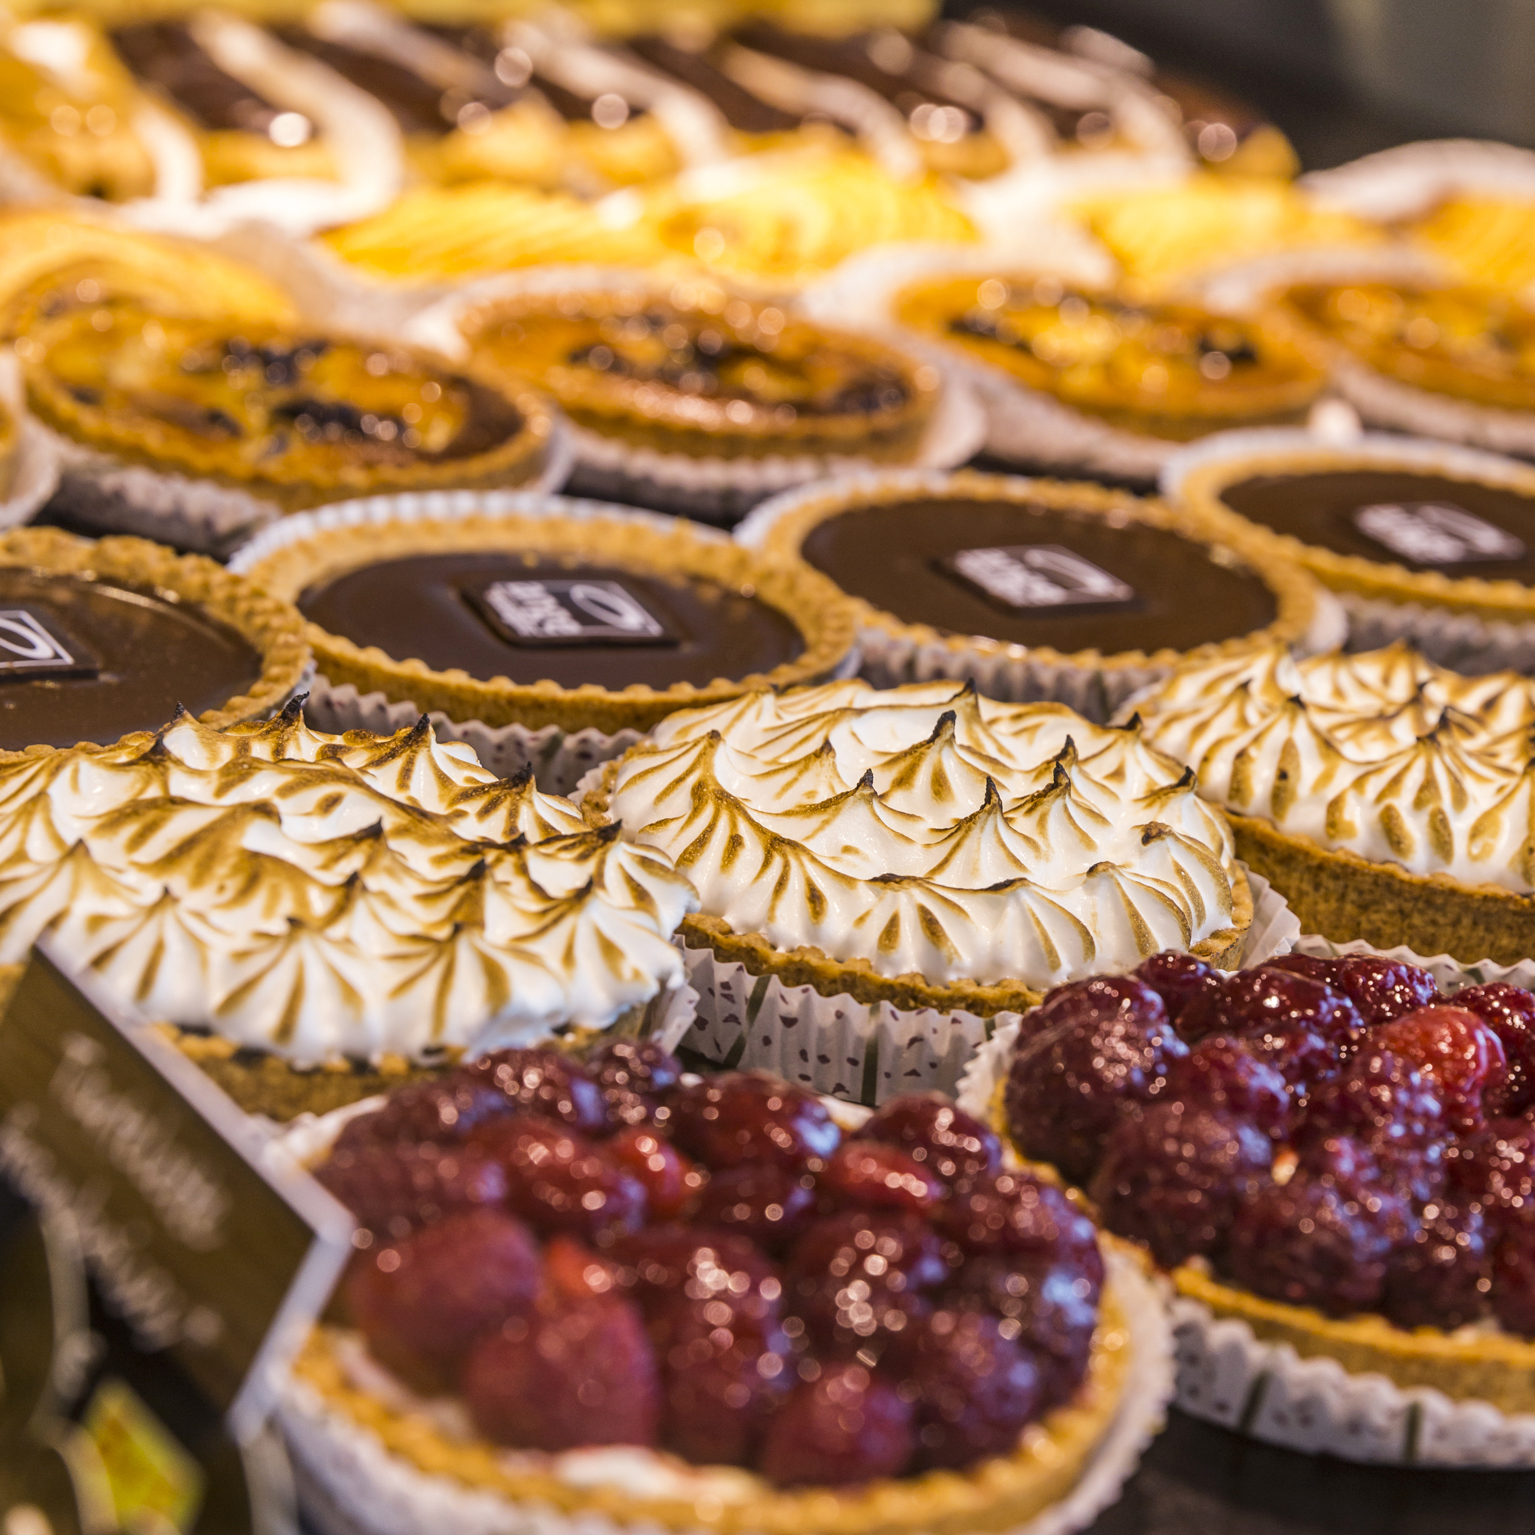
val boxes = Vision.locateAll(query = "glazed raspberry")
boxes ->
[668,1073,841,1173]
[1331,955,1441,1027]
[690,1164,816,1249]
[1225,1172,1395,1316]
[1446,1119,1535,1228]
[818,1142,943,1215]
[1491,1214,1535,1336]
[946,1255,1097,1408]
[587,1038,684,1129]
[463,1290,661,1451]
[1373,1006,1509,1133]
[935,1172,1104,1282]
[611,1226,773,1302]
[1260,954,1344,986]
[1163,1037,1292,1139]
[333,1077,512,1151]
[1087,1104,1273,1269]
[470,1116,645,1241]
[786,1212,949,1358]
[318,1138,508,1238]
[855,1095,1001,1186]
[606,1127,705,1220]
[345,1209,541,1391]
[459,1048,610,1136]
[1382,1201,1491,1331]
[908,1309,1043,1470]
[756,1364,915,1486]
[1134,951,1224,1027]
[1454,984,1535,1115]
[1003,995,1187,1184]
[1181,967,1366,1075]
[1299,1047,1448,1158]
[1293,1136,1417,1246]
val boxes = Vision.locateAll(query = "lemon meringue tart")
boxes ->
[0,527,307,756]
[0,706,698,1117]
[238,506,858,738]
[1133,641,1535,964]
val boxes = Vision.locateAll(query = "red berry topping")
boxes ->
[855,1095,1001,1186]
[1491,1213,1535,1336]
[318,1138,508,1238]
[1331,955,1442,1027]
[1026,975,1169,1041]
[908,1309,1043,1469]
[333,1077,513,1151]
[1182,968,1366,1077]
[690,1164,816,1249]
[1260,953,1344,986]
[1135,950,1224,1025]
[818,1142,943,1215]
[669,1073,841,1173]
[1373,1006,1509,1134]
[587,1039,684,1129]
[470,1116,645,1240]
[1447,1118,1535,1229]
[1164,1037,1292,1138]
[756,1364,915,1486]
[936,1172,1103,1278]
[1299,1047,1448,1156]
[463,1289,661,1451]
[607,1127,705,1221]
[345,1209,541,1391]
[1382,1201,1490,1331]
[1454,984,1535,1115]
[459,1049,611,1136]
[1088,1104,1273,1270]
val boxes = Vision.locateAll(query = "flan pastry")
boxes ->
[746,470,1336,713]
[21,290,554,545]
[285,1063,1167,1535]
[0,526,307,757]
[1170,431,1535,621]
[595,677,1251,1043]
[459,282,940,464]
[1412,196,1535,294]
[1133,641,1535,964]
[0,707,697,1117]
[237,506,857,738]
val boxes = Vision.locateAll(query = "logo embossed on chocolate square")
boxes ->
[1352,501,1526,566]
[464,579,677,647]
[941,545,1138,612]
[0,608,98,679]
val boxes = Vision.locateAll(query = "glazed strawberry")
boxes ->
[1025,975,1169,1042]
[459,1048,611,1137]
[1088,1104,1273,1269]
[669,1073,841,1173]
[318,1138,508,1238]
[935,1172,1103,1281]
[1135,951,1224,1027]
[908,1309,1043,1470]
[1299,1046,1447,1155]
[333,1077,513,1151]
[1373,1006,1509,1133]
[1382,1201,1491,1330]
[613,1227,783,1325]
[463,1288,661,1451]
[607,1127,705,1220]
[689,1164,816,1249]
[1454,984,1535,1115]
[756,1364,915,1486]
[1490,1213,1535,1336]
[587,1038,684,1129]
[1163,1037,1293,1139]
[818,1142,943,1215]
[470,1116,645,1240]
[1446,1119,1535,1228]
[1181,967,1366,1076]
[855,1095,1001,1186]
[1331,955,1441,1027]
[345,1208,541,1392]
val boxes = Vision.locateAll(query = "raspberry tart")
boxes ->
[281,1055,1170,1534]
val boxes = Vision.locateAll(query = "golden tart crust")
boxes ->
[22,294,554,513]
[892,275,1325,439]
[0,526,309,760]
[459,282,939,461]
[243,512,859,735]
[291,1269,1139,1535]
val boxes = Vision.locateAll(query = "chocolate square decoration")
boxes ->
[941,544,1138,612]
[0,607,98,680]
[1351,501,1527,566]
[463,577,678,647]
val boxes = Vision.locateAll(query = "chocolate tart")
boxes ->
[459,282,939,463]
[238,506,858,736]
[893,274,1325,442]
[1169,432,1535,622]
[0,526,308,756]
[747,470,1334,709]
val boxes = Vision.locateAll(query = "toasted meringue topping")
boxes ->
[0,705,696,1064]
[1134,641,1535,891]
[607,679,1240,989]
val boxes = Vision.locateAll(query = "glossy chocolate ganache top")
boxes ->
[799,495,1279,654]
[1220,467,1535,580]
[299,551,806,691]
[0,568,262,751]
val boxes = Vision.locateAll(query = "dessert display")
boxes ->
[283,1054,1167,1532]
[0,704,697,1116]
[969,948,1535,1437]
[1168,430,1535,621]
[1132,642,1535,965]
[0,526,308,754]
[742,469,1338,713]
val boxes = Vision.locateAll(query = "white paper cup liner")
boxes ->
[0,415,59,530]
[1340,591,1535,674]
[1300,138,1535,225]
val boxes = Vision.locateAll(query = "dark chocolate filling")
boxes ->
[799,497,1279,653]
[299,552,805,691]
[111,21,290,136]
[0,570,263,751]
[626,35,802,133]
[1221,468,1535,579]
